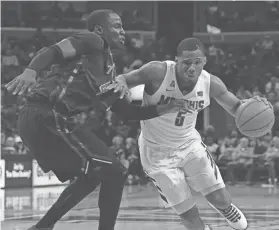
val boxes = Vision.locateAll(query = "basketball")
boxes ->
[235,98,275,137]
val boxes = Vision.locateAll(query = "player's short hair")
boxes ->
[87,9,115,32]
[177,37,205,56]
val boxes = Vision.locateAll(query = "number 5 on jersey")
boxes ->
[175,111,187,126]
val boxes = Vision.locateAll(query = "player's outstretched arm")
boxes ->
[116,61,162,87]
[5,32,103,95]
[116,61,164,88]
[210,75,242,117]
[114,61,165,100]
[27,32,103,76]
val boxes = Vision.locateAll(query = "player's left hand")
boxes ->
[241,96,273,109]
[253,96,273,109]
[5,68,37,95]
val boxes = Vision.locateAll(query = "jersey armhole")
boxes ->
[209,73,213,98]
[144,61,168,96]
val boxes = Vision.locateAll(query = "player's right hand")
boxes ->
[5,68,37,95]
[113,78,132,101]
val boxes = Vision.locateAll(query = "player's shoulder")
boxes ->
[71,31,101,40]
[142,61,168,79]
[209,73,223,86]
[144,61,167,71]
[70,31,104,49]
[209,73,227,97]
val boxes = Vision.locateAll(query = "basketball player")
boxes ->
[5,9,189,230]
[113,38,270,230]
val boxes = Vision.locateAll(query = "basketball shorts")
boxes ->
[18,103,125,182]
[138,137,225,214]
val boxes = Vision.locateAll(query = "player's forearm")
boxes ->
[155,104,175,116]
[27,46,61,75]
[116,65,150,89]
[110,99,159,121]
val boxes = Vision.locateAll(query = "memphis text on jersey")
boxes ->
[158,95,205,112]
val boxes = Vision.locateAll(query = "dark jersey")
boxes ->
[27,32,117,117]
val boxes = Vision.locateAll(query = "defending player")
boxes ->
[114,38,271,230]
[5,9,189,230]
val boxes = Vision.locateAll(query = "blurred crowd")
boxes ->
[1,1,279,185]
[2,2,279,32]
[198,1,279,32]
[1,2,155,31]
[202,127,279,188]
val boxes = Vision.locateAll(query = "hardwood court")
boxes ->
[1,183,279,230]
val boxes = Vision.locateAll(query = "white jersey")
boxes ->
[140,61,211,149]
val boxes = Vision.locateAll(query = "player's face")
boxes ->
[240,138,249,148]
[176,49,206,81]
[104,13,125,48]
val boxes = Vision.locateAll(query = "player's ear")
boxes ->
[204,56,207,65]
[94,25,104,35]
[175,56,178,62]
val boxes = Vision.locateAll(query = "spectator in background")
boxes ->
[64,3,80,19]
[251,85,262,97]
[204,2,224,31]
[218,135,239,176]
[267,91,278,105]
[27,45,38,61]
[257,35,274,51]
[1,35,9,51]
[2,136,17,155]
[219,134,238,161]
[204,125,216,141]
[115,125,131,140]
[265,76,279,95]
[14,135,28,155]
[227,129,239,147]
[49,2,63,22]
[125,137,137,156]
[117,149,129,172]
[125,137,141,183]
[1,133,6,148]
[204,136,219,161]
[32,28,49,49]
[254,134,269,156]
[110,135,124,153]
[262,136,279,186]
[226,137,254,185]
[236,85,252,99]
[2,47,19,67]
[247,134,272,185]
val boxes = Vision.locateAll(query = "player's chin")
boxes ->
[115,41,126,50]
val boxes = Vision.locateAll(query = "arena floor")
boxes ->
[1,183,279,230]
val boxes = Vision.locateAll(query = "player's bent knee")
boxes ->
[205,187,232,210]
